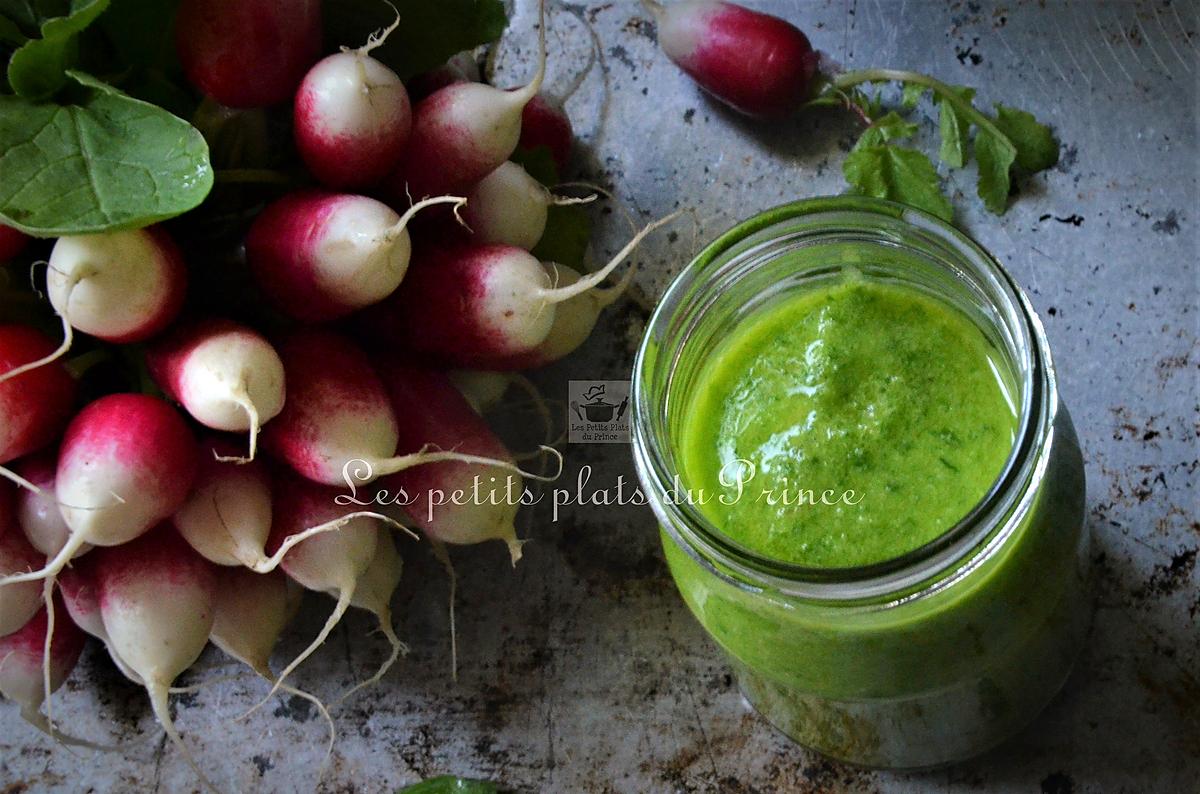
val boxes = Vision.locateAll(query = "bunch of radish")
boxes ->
[0,0,676,788]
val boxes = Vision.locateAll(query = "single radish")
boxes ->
[0,598,108,750]
[384,1,547,198]
[46,227,187,343]
[0,325,76,490]
[13,451,86,559]
[255,473,380,704]
[174,437,397,572]
[245,191,465,322]
[0,223,30,261]
[147,318,286,460]
[209,566,334,759]
[373,358,527,563]
[517,94,574,174]
[294,19,412,189]
[407,51,481,101]
[262,330,530,487]
[461,161,593,250]
[94,524,218,790]
[366,213,676,368]
[56,560,142,684]
[644,0,819,117]
[175,0,322,108]
[491,261,634,369]
[0,394,198,589]
[337,529,404,704]
[1,483,42,637]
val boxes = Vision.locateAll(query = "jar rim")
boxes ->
[630,196,1056,600]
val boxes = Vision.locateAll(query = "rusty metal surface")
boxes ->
[2,1,1197,792]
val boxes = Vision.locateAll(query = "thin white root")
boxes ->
[243,585,356,717]
[552,181,638,233]
[249,512,416,574]
[0,531,86,587]
[148,682,221,794]
[547,192,597,208]
[538,211,683,304]
[512,0,549,104]
[384,195,469,242]
[0,464,44,495]
[0,312,72,386]
[352,2,401,56]
[251,666,336,775]
[332,611,405,708]
[20,706,117,753]
[430,542,459,682]
[373,445,564,483]
[41,577,54,734]
[213,383,260,464]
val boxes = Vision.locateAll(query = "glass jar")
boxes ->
[631,197,1090,769]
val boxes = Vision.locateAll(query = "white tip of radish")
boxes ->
[336,531,405,706]
[46,227,186,344]
[462,162,550,250]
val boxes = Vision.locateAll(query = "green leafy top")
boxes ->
[398,776,501,794]
[820,68,1059,220]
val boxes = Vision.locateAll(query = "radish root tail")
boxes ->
[148,682,221,794]
[333,611,405,707]
[0,312,72,386]
[250,511,415,574]
[213,382,260,464]
[431,542,459,682]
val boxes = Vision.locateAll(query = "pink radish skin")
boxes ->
[373,359,525,563]
[147,318,285,459]
[0,224,30,261]
[368,214,675,368]
[0,598,106,749]
[0,326,76,480]
[646,0,818,118]
[517,94,573,174]
[0,394,198,589]
[95,525,218,790]
[256,474,380,704]
[245,191,463,322]
[46,227,187,344]
[385,4,547,198]
[337,529,405,704]
[176,0,322,109]
[1,483,42,637]
[57,559,143,684]
[295,44,413,189]
[263,330,523,487]
[173,439,273,567]
[209,567,334,758]
[13,452,87,558]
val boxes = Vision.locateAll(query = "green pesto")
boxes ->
[679,276,1017,568]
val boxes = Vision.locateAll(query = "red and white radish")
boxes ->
[13,452,82,559]
[176,0,322,109]
[57,559,143,684]
[0,394,198,588]
[517,94,574,174]
[337,529,404,704]
[245,191,465,322]
[645,0,818,118]
[94,524,218,789]
[256,474,380,702]
[0,483,42,637]
[147,318,285,460]
[209,567,334,758]
[0,598,108,749]
[294,19,412,189]
[263,330,529,487]
[385,2,548,198]
[373,359,527,563]
[0,223,30,261]
[0,325,76,489]
[174,437,397,572]
[461,162,592,250]
[367,213,676,368]
[46,227,187,343]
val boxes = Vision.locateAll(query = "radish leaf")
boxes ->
[937,85,975,168]
[0,71,212,234]
[6,0,109,99]
[844,145,953,221]
[992,104,1058,172]
[974,129,1018,215]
